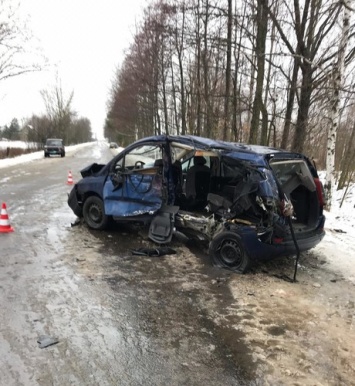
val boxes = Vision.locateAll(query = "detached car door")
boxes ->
[103,143,165,218]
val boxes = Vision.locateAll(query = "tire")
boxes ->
[209,231,251,273]
[83,196,109,230]
[44,152,49,158]
[61,152,65,157]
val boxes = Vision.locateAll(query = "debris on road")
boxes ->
[37,335,59,349]
[71,218,81,227]
[131,247,177,257]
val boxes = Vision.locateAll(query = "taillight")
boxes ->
[314,178,326,206]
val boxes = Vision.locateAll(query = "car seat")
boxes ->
[185,156,210,209]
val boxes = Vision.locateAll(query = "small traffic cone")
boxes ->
[0,202,14,233]
[66,171,74,185]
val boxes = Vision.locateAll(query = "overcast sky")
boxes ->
[0,0,147,138]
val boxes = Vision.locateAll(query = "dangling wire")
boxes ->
[288,216,300,282]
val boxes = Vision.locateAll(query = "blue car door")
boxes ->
[103,143,165,217]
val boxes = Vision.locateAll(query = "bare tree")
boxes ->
[40,79,75,143]
[249,0,268,144]
[173,1,187,135]
[264,0,343,153]
[324,0,353,210]
[0,0,44,82]
[222,0,232,140]
[105,0,355,169]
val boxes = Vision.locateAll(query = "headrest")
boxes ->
[154,159,163,167]
[194,156,206,165]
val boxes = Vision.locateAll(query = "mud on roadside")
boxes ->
[66,223,355,386]
[203,249,355,386]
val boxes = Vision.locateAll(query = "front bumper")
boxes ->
[68,187,83,217]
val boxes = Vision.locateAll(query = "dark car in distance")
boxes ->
[109,142,119,149]
[44,138,65,157]
[68,135,326,273]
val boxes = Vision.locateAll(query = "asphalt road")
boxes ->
[0,143,253,386]
[1,142,354,386]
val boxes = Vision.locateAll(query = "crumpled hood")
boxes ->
[80,163,106,178]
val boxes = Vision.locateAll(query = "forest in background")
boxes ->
[105,0,355,182]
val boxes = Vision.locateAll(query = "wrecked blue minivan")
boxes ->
[68,135,325,272]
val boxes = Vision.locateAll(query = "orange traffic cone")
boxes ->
[67,171,74,185]
[0,202,14,233]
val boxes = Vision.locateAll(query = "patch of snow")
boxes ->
[0,141,94,169]
[0,140,38,149]
[318,171,355,283]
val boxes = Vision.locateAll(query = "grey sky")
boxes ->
[0,0,146,138]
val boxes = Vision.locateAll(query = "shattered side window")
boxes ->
[221,157,249,181]
[127,144,162,168]
[115,144,163,171]
[220,156,279,199]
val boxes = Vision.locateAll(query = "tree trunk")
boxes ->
[324,0,352,210]
[292,62,312,153]
[170,60,180,135]
[281,56,300,150]
[249,0,268,144]
[161,47,169,135]
[338,121,355,190]
[177,2,186,135]
[196,0,202,136]
[203,0,212,138]
[222,0,232,141]
[260,17,275,146]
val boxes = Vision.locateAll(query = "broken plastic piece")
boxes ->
[131,247,176,257]
[71,217,81,227]
[37,335,59,349]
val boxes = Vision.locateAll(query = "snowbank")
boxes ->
[0,141,95,169]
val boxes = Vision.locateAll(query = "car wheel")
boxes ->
[83,196,109,230]
[44,152,49,158]
[61,152,65,157]
[209,231,251,273]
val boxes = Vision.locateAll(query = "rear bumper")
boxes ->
[279,228,325,255]
[234,222,325,262]
[45,147,65,155]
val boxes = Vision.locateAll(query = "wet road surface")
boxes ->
[0,143,254,385]
[1,142,355,386]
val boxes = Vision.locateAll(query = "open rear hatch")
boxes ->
[269,158,323,234]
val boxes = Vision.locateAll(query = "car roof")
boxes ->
[131,134,293,155]
[108,135,307,172]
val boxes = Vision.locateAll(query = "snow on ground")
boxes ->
[0,141,95,169]
[317,172,355,283]
[0,140,38,149]
[1,140,354,282]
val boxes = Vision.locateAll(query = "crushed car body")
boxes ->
[68,135,325,272]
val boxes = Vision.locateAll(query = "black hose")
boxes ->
[287,216,300,282]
